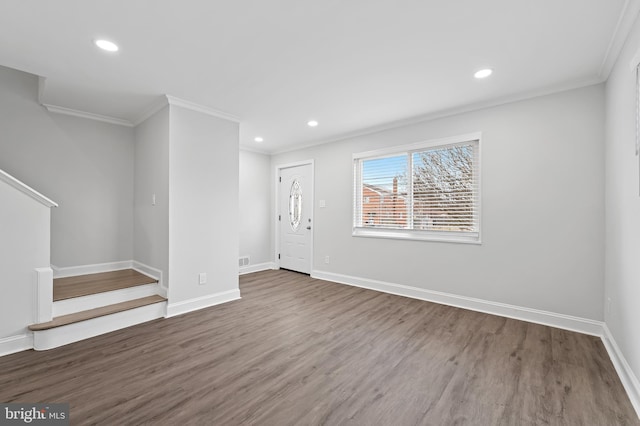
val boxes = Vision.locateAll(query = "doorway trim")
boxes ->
[274,159,315,272]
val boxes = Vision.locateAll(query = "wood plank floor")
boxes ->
[53,269,158,301]
[1,270,637,425]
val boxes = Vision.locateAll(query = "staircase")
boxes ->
[29,269,167,350]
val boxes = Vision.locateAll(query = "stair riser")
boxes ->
[33,302,166,350]
[53,283,163,317]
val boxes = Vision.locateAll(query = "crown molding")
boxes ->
[272,76,603,155]
[42,97,239,128]
[41,103,134,127]
[37,76,134,127]
[132,96,170,126]
[600,0,640,79]
[133,95,240,126]
[37,78,239,128]
[239,145,270,155]
[165,95,240,123]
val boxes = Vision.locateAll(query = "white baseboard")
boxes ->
[309,270,640,412]
[51,261,133,278]
[51,260,166,298]
[602,324,640,418]
[132,261,166,296]
[0,334,33,356]
[166,289,241,318]
[311,270,604,336]
[239,262,276,275]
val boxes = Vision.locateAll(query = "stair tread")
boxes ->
[54,269,158,301]
[29,295,166,331]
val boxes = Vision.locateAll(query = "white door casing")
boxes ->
[278,162,313,274]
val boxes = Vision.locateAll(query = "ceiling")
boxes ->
[0,1,637,153]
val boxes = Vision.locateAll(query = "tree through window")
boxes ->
[353,135,480,243]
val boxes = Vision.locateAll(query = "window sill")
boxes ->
[352,227,481,245]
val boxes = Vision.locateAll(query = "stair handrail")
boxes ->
[0,168,58,208]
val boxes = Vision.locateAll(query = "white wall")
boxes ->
[239,149,272,269]
[134,106,170,282]
[168,105,240,306]
[272,84,605,320]
[0,181,50,347]
[605,11,640,408]
[0,65,135,267]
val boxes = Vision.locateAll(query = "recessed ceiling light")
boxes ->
[95,39,119,52]
[254,137,264,143]
[307,120,319,127]
[474,68,493,79]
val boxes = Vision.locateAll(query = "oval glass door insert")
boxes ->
[289,179,302,231]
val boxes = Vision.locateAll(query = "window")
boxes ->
[289,179,302,231]
[353,133,481,243]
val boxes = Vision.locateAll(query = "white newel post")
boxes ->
[35,267,53,323]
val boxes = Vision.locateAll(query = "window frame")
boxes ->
[352,132,482,244]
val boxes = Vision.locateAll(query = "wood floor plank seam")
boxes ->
[1,270,636,425]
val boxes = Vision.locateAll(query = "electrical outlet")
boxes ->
[199,273,207,285]
[325,256,330,264]
[152,193,156,206]
[607,297,612,315]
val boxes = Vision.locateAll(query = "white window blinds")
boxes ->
[354,135,481,243]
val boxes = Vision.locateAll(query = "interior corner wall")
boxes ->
[239,149,272,267]
[168,105,240,304]
[134,105,170,280]
[0,65,135,267]
[271,84,605,320]
[604,11,640,397]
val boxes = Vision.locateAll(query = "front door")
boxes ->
[279,163,312,274]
